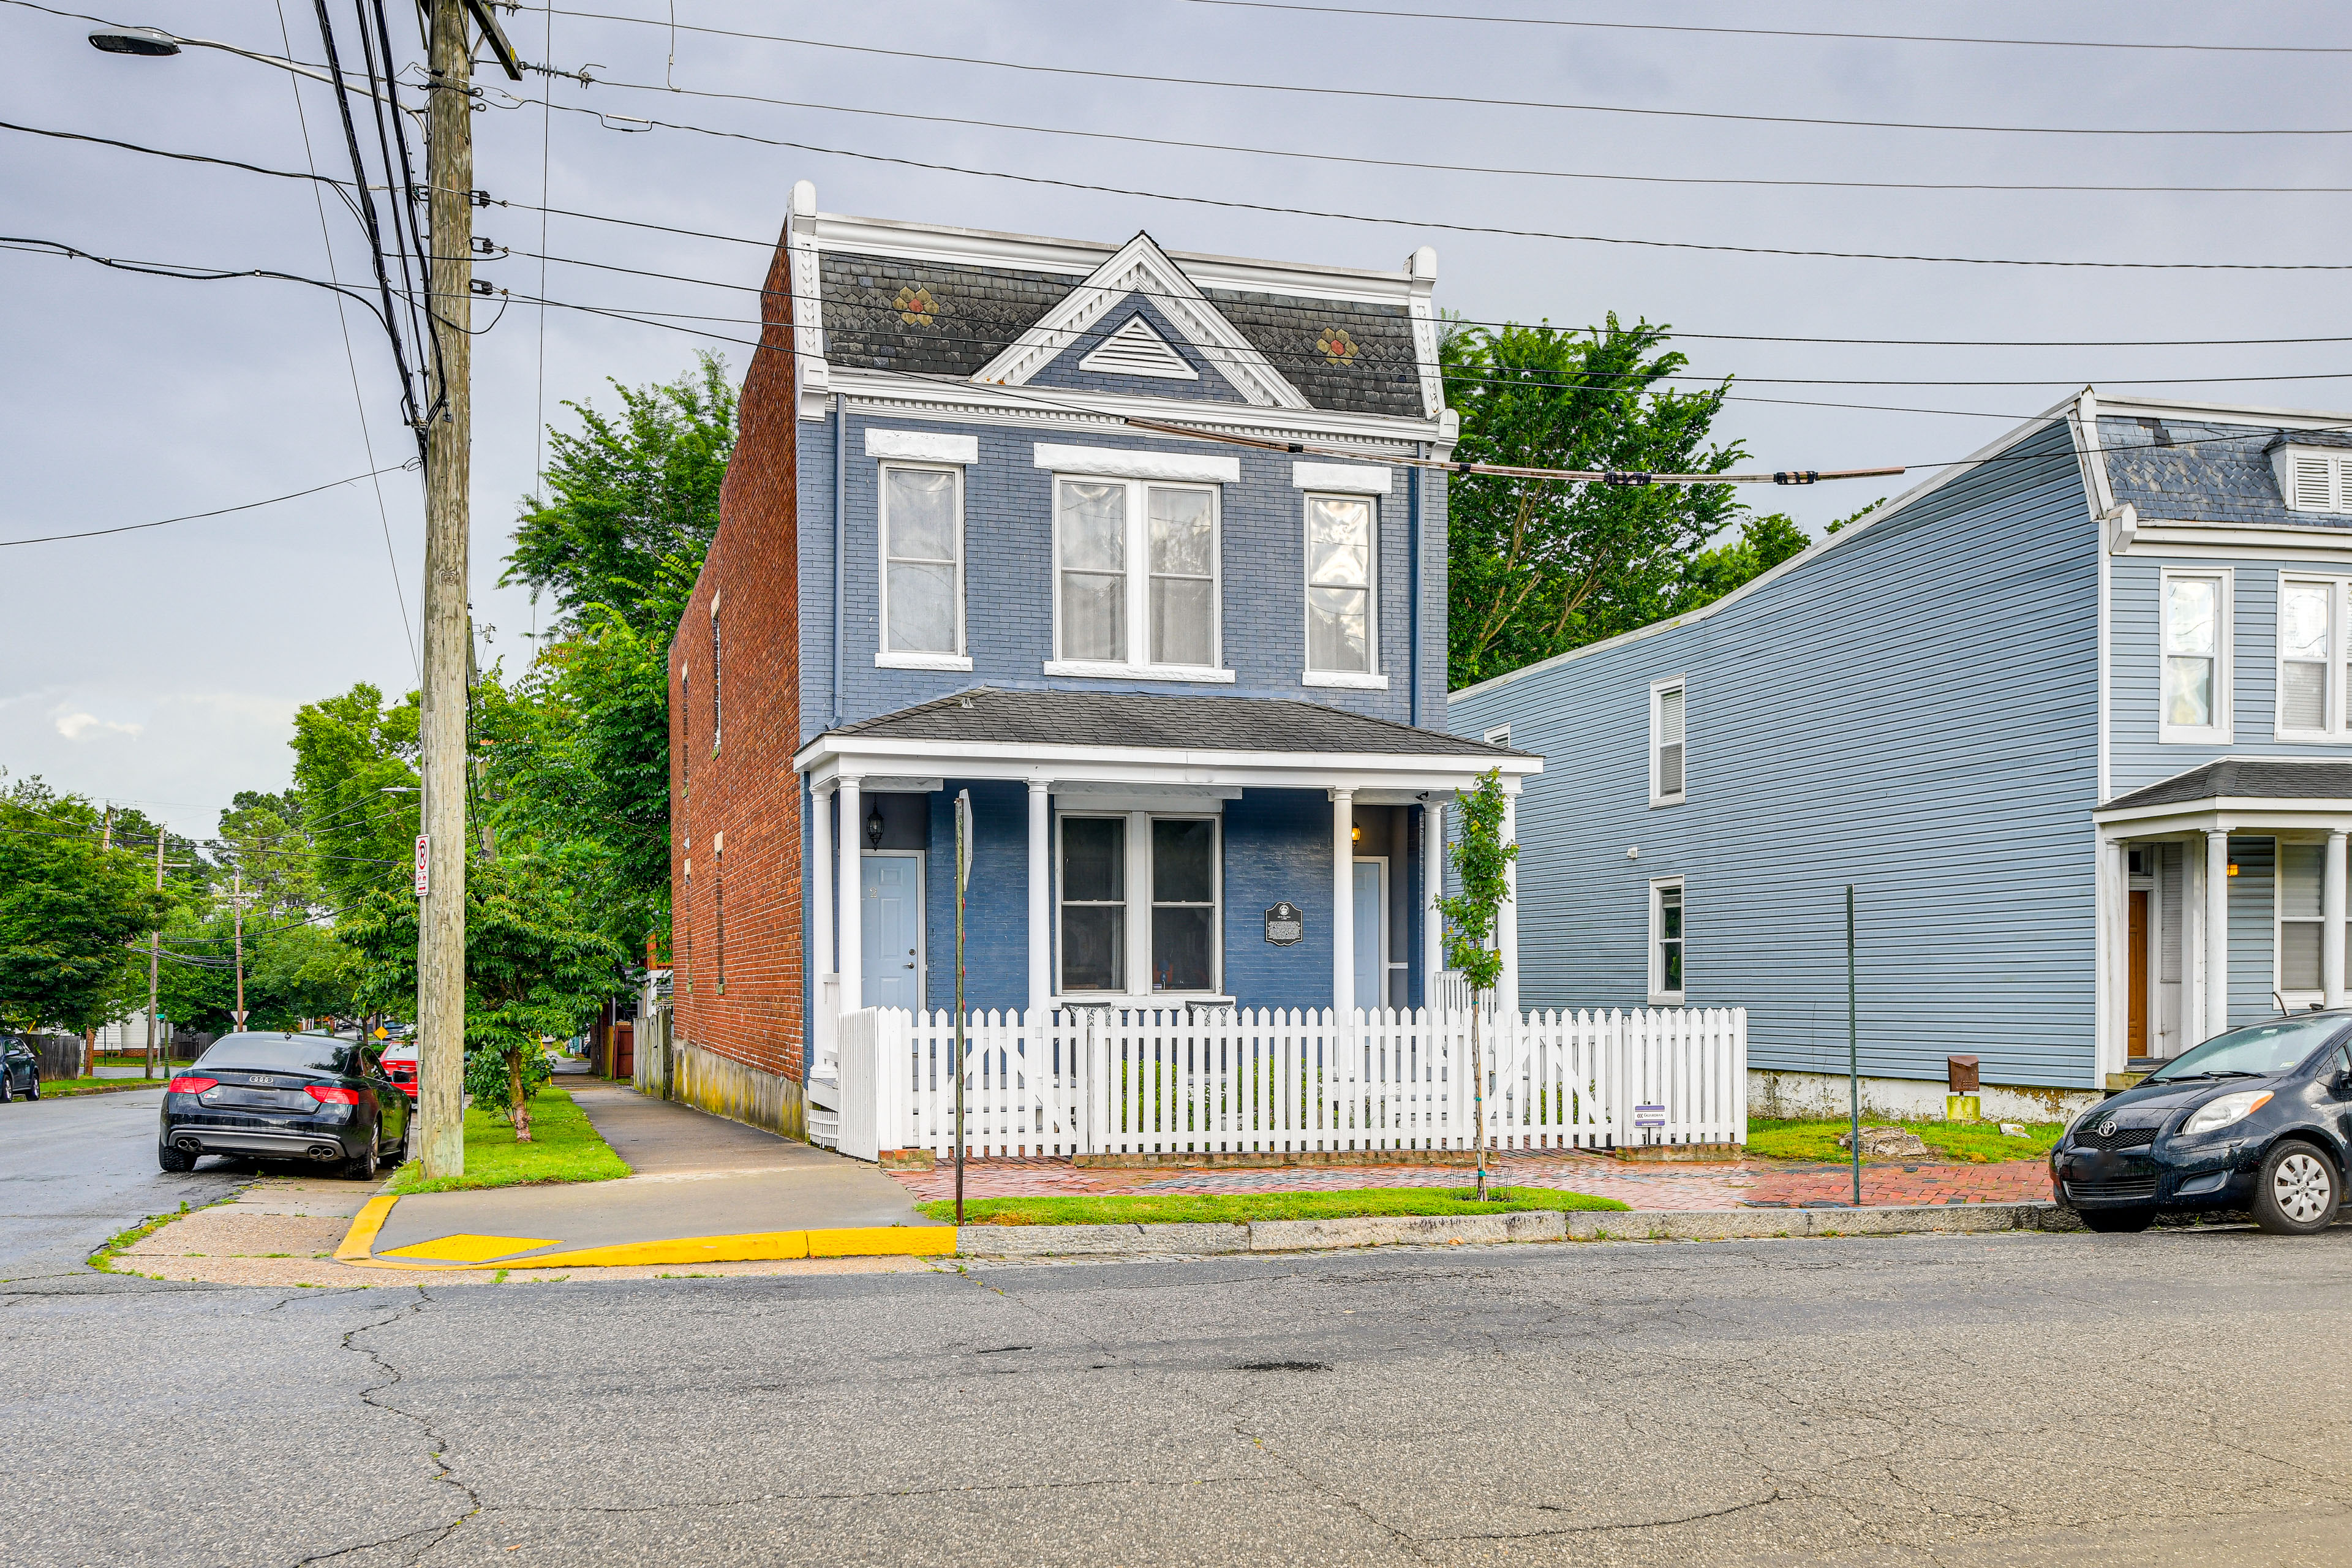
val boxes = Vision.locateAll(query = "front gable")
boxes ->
[1025,293,1245,404]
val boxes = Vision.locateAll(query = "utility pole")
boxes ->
[232,870,248,1029]
[146,831,163,1079]
[416,0,475,1178]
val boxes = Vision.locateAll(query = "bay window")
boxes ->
[1051,477,1223,677]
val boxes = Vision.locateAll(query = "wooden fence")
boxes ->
[829,1005,1746,1160]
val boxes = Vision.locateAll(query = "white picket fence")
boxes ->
[832,1005,1745,1160]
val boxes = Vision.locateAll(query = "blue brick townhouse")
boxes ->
[669,181,1534,1140]
[1450,390,2352,1121]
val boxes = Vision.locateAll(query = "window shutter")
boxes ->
[1656,687,1686,798]
[2292,454,2334,512]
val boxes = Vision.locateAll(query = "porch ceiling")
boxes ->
[794,686,1538,794]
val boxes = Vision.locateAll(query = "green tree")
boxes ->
[0,776,168,1036]
[288,683,422,911]
[1437,770,1518,1200]
[341,854,618,1140]
[1443,317,1799,688]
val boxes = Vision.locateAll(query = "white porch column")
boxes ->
[837,774,863,1014]
[1027,782,1052,1020]
[2204,829,2230,1039]
[2098,835,2128,1077]
[811,780,835,1001]
[1498,791,1520,1021]
[2326,829,2348,1011]
[1423,800,1446,998]
[1332,789,1355,1017]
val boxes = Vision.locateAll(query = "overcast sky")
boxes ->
[6,0,2350,838]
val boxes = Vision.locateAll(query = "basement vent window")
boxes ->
[1077,315,1199,381]
[2271,442,2352,514]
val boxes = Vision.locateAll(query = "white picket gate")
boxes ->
[832,1005,1745,1161]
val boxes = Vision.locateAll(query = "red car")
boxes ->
[377,1038,418,1101]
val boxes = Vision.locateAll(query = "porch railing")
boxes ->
[829,1005,1746,1160]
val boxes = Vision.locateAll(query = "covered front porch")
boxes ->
[2094,759,2352,1081]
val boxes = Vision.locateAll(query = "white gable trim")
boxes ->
[1077,315,1199,381]
[973,233,1312,411]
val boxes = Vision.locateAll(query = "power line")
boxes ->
[0,462,417,548]
[1168,0,2352,56]
[526,8,2352,138]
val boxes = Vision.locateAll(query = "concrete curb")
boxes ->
[331,1193,956,1270]
[955,1202,2078,1257]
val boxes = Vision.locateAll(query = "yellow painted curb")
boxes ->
[335,1194,399,1262]
[330,1208,956,1271]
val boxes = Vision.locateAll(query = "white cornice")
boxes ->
[972,232,1311,410]
[2088,389,2352,431]
[2120,524,2352,560]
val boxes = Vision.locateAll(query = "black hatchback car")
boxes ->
[160,1031,409,1179]
[0,1035,38,1101]
[2051,1012,2352,1235]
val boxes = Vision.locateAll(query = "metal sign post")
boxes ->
[954,789,973,1225]
[1847,884,1862,1208]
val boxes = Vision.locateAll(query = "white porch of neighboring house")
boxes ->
[791,688,1538,1141]
[2092,759,2352,1083]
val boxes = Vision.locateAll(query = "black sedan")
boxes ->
[159,1031,409,1179]
[2051,1012,2352,1235]
[0,1035,37,1101]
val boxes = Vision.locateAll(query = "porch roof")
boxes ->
[795,687,1538,796]
[2094,757,2352,831]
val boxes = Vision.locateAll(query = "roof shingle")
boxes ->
[831,687,1527,758]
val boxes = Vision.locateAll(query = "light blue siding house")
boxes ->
[1448,390,2352,1114]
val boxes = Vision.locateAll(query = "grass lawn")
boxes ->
[388,1089,630,1193]
[919,1185,1629,1226]
[24,1075,162,1096]
[1747,1117,2064,1164]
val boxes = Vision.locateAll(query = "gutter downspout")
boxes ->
[1407,451,1422,728]
[832,391,846,729]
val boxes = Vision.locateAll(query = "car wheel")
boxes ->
[1,1071,13,1104]
[157,1142,196,1173]
[2081,1207,2155,1234]
[2253,1143,2340,1236]
[24,1073,37,1101]
[341,1140,379,1182]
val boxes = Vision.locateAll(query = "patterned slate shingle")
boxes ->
[2098,415,2352,531]
[2102,757,2352,811]
[1204,288,1424,419]
[831,686,1526,758]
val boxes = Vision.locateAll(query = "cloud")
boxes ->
[55,711,143,741]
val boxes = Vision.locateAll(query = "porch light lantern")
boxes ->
[865,802,885,850]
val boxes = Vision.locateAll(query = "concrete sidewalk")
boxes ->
[355,1085,952,1269]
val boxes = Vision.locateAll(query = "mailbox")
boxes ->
[1947,1055,1980,1093]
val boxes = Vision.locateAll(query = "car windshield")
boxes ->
[2145,1016,2346,1082]
[195,1033,358,1076]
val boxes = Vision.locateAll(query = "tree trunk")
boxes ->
[510,1048,532,1142]
[1471,1001,1488,1200]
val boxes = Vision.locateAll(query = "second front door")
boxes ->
[862,853,924,1012]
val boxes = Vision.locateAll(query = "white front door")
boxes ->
[1354,858,1387,1013]
[862,854,924,1012]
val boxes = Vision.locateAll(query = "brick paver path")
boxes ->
[889,1151,2053,1210]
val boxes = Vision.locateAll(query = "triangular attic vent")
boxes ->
[1076,314,1199,381]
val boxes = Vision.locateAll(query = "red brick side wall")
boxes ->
[669,227,804,1100]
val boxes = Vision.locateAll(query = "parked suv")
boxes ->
[2051,1013,2352,1235]
[378,1038,418,1101]
[0,1035,37,1101]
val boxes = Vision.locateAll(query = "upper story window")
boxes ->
[2160,568,2231,744]
[1650,679,1686,806]
[1049,477,1223,679]
[1305,494,1376,679]
[2277,577,2352,741]
[2272,443,2352,514]
[679,666,691,788]
[709,600,723,753]
[880,463,967,668]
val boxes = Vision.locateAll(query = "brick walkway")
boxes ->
[888,1152,2053,1210]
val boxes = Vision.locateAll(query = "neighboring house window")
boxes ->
[1483,725,1510,747]
[712,835,725,995]
[1057,812,1223,995]
[682,858,693,997]
[2280,843,2324,997]
[2160,570,2230,742]
[2278,578,2351,739]
[1305,494,1375,674]
[709,602,723,753]
[1650,680,1686,806]
[1649,879,1686,1005]
[679,666,690,791]
[1051,477,1222,676]
[880,464,965,662]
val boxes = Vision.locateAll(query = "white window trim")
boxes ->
[865,428,979,464]
[1291,461,1392,495]
[2274,574,2351,744]
[1054,809,1225,998]
[1050,474,1230,680]
[876,460,970,670]
[2158,566,2233,745]
[1649,677,1686,808]
[1302,491,1380,680]
[1034,444,1240,484]
[1648,876,1686,1006]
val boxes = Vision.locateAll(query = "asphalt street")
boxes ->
[8,1102,2352,1566]
[0,1085,243,1280]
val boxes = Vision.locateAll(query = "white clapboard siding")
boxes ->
[831,1005,1747,1160]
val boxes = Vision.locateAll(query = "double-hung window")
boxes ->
[2160,569,2230,743]
[2280,842,2324,998]
[709,600,723,754]
[879,464,965,666]
[1649,879,1686,1005]
[1305,494,1376,677]
[1050,477,1224,678]
[2277,577,2352,741]
[1649,679,1686,806]
[1057,811,1222,996]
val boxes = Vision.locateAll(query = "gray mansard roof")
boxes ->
[2097,414,2352,531]
[2101,758,2352,813]
[831,687,1528,758]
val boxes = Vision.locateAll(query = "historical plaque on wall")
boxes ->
[1264,902,1303,946]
